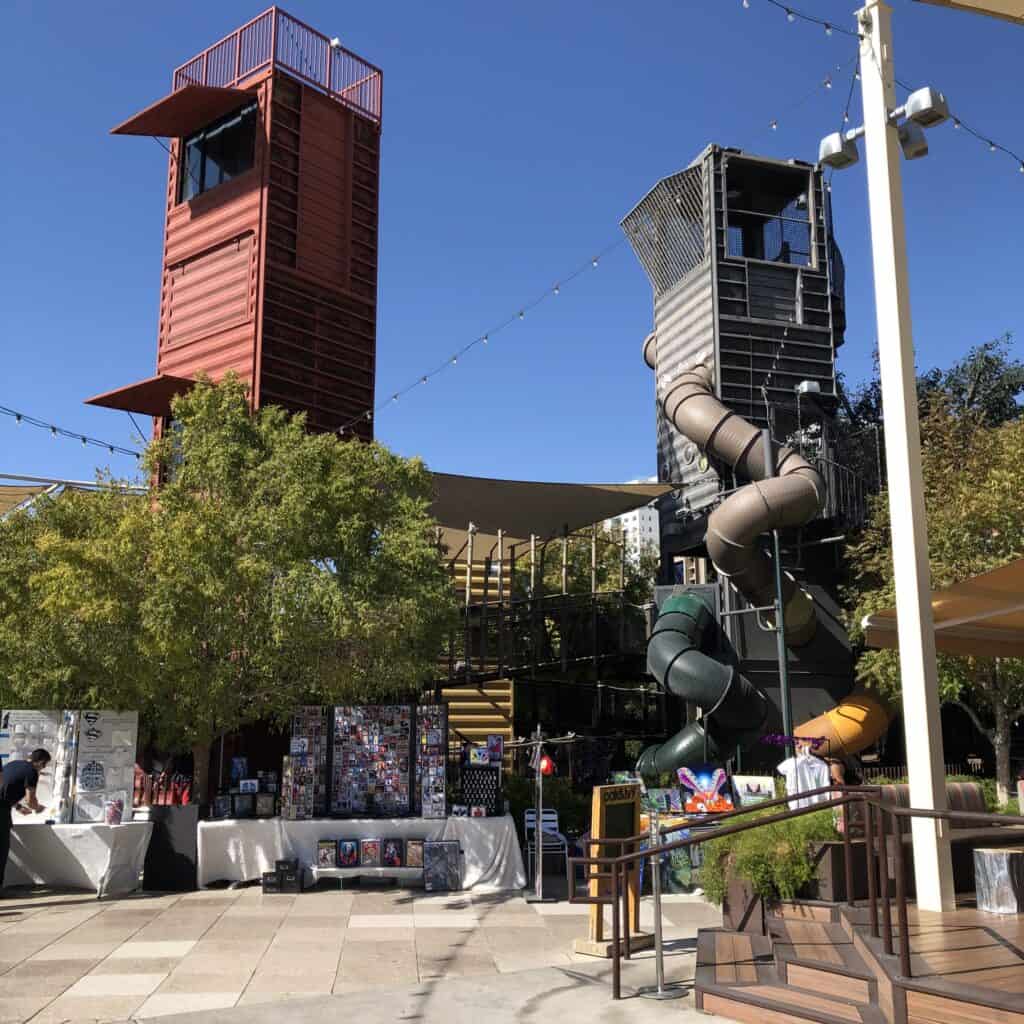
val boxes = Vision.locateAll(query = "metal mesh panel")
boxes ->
[623,166,706,296]
[726,216,810,266]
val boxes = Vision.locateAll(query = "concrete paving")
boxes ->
[0,886,724,1023]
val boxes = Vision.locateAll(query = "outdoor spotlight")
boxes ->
[796,380,822,395]
[819,131,860,170]
[905,87,950,128]
[329,36,342,49]
[898,120,929,161]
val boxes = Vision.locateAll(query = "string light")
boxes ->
[892,75,1024,178]
[0,405,141,458]
[742,0,750,8]
[770,119,778,130]
[823,74,832,90]
[332,236,627,437]
[758,0,859,37]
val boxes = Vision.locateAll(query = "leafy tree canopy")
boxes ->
[0,376,455,795]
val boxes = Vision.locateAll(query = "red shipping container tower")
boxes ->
[88,8,381,440]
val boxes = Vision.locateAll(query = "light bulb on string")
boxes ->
[553,283,560,296]
[742,0,750,8]
[769,119,778,131]
[392,394,399,403]
[81,436,87,446]
[785,8,795,22]
[108,446,114,455]
[989,141,997,153]
[421,375,428,384]
[953,118,960,129]
[824,22,832,35]
[592,256,599,268]
[50,426,57,438]
[823,75,832,90]
[1019,162,1024,174]
[518,310,524,320]
[365,411,372,422]
[451,355,457,365]
[482,334,488,344]
[15,414,21,425]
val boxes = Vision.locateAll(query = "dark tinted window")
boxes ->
[180,102,258,202]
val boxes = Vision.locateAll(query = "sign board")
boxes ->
[73,710,139,822]
[576,783,645,955]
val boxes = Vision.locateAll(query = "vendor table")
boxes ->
[197,815,526,891]
[7,822,154,898]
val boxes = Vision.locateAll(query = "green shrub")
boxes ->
[700,808,840,906]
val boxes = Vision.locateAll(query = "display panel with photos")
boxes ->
[424,840,461,892]
[281,707,328,819]
[732,775,775,807]
[331,706,412,817]
[414,704,447,819]
[460,765,501,817]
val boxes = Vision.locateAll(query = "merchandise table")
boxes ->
[6,822,154,898]
[197,814,526,891]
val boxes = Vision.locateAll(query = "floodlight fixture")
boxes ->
[905,87,950,128]
[796,380,822,395]
[819,131,860,170]
[329,36,342,49]
[898,120,929,160]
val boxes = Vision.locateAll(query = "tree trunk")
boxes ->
[192,742,212,808]
[994,704,1012,808]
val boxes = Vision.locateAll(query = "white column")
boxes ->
[858,0,954,911]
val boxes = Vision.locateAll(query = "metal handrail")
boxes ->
[568,784,1024,998]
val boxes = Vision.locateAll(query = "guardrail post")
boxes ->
[611,861,621,999]
[621,857,632,960]
[877,805,894,955]
[842,794,854,907]
[892,807,912,977]
[864,798,879,938]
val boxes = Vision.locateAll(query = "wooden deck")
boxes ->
[695,896,1024,1023]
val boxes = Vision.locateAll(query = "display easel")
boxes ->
[574,781,654,957]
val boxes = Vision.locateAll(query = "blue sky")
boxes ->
[2,0,1021,485]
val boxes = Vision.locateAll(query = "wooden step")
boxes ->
[696,927,885,1024]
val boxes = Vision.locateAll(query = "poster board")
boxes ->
[72,710,139,823]
[576,783,643,955]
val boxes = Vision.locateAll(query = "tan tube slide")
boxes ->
[646,337,892,754]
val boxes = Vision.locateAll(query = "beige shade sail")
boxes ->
[914,0,1024,24]
[862,558,1024,658]
[0,484,51,517]
[429,473,671,561]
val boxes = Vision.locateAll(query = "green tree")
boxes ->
[846,402,1024,803]
[0,376,455,801]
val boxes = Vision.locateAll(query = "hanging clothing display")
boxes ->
[776,753,830,809]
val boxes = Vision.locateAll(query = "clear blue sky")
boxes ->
[2,0,1021,485]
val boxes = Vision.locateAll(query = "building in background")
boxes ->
[603,477,660,562]
[85,8,382,443]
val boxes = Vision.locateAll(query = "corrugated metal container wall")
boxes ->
[259,73,378,440]
[156,80,269,389]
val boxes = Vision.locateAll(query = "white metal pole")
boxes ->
[858,0,954,912]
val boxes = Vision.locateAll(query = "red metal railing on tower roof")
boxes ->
[172,7,382,125]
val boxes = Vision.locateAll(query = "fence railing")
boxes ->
[442,591,647,683]
[568,784,1024,999]
[172,7,382,125]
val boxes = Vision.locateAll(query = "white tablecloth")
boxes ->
[7,822,153,898]
[197,815,526,891]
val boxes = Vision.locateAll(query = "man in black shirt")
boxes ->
[1,748,51,892]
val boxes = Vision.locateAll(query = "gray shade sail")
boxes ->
[429,473,671,559]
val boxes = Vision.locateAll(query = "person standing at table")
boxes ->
[0,749,51,893]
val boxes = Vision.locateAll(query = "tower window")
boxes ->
[179,101,258,202]
[724,158,812,267]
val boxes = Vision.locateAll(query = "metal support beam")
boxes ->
[858,0,954,911]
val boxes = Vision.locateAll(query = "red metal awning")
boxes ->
[85,375,194,417]
[110,84,252,137]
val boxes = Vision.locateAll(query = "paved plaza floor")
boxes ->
[0,885,724,1023]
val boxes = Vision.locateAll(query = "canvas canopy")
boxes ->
[862,558,1024,658]
[429,473,671,560]
[914,0,1023,24]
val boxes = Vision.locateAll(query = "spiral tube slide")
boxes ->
[638,338,892,770]
[653,348,825,645]
[637,592,769,774]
